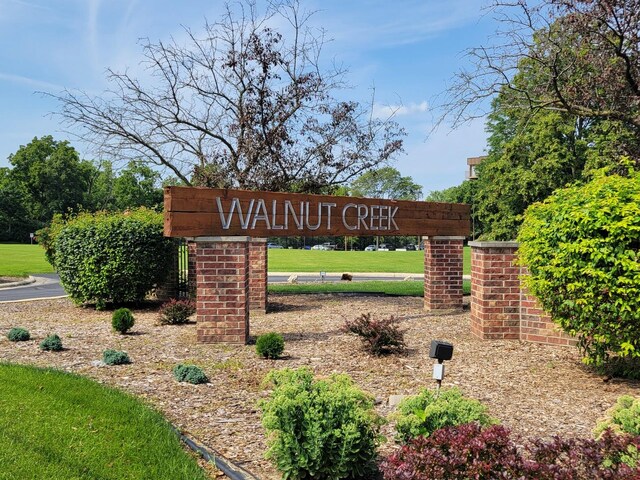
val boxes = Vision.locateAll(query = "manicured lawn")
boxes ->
[270,279,471,296]
[0,244,53,276]
[268,247,471,275]
[0,363,210,480]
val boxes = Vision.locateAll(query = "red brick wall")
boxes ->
[249,239,268,312]
[424,237,465,312]
[520,290,576,346]
[194,238,250,344]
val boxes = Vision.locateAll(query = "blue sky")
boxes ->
[0,0,498,194]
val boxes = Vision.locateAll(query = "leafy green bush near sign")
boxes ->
[260,367,383,480]
[39,208,175,309]
[518,167,640,368]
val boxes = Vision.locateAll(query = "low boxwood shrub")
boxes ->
[595,395,640,438]
[255,332,285,359]
[112,308,135,334]
[342,312,406,356]
[103,349,131,366]
[40,209,176,309]
[260,367,384,480]
[7,327,30,342]
[393,387,496,443]
[39,334,63,352]
[380,423,640,480]
[173,364,208,385]
[158,298,196,325]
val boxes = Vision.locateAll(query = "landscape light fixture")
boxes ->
[429,340,453,395]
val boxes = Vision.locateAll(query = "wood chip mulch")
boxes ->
[1,295,639,479]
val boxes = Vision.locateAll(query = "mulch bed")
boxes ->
[1,295,639,479]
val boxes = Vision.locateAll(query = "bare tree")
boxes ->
[53,0,404,192]
[440,0,640,131]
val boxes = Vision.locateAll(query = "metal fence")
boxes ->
[177,238,189,298]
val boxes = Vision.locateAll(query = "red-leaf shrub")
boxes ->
[380,423,640,480]
[158,298,196,325]
[342,313,406,356]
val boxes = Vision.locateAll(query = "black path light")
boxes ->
[429,340,453,395]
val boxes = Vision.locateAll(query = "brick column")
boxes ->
[249,238,268,312]
[469,241,520,340]
[424,236,465,312]
[193,236,250,344]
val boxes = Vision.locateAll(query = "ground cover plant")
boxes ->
[393,387,496,443]
[102,349,131,366]
[0,244,54,277]
[269,279,471,296]
[173,364,208,384]
[255,332,285,359]
[112,308,135,334]
[158,298,196,325]
[595,395,640,438]
[343,313,406,356]
[7,327,30,342]
[0,363,209,479]
[39,334,63,351]
[260,367,383,480]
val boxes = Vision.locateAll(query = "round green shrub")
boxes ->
[112,308,135,334]
[158,298,196,325]
[173,364,208,384]
[43,209,176,308]
[255,332,285,359]
[595,395,640,438]
[103,349,131,366]
[39,334,63,352]
[7,327,30,342]
[260,367,383,480]
[518,168,640,367]
[394,387,496,443]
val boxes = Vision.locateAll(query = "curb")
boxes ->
[0,276,36,289]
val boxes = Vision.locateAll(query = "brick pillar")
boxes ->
[187,240,197,298]
[424,236,465,312]
[249,238,268,312]
[155,240,179,301]
[469,241,520,340]
[193,236,250,344]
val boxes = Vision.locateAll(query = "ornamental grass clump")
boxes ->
[39,334,63,352]
[173,364,208,385]
[103,349,131,366]
[255,332,285,359]
[394,387,496,443]
[7,327,30,342]
[158,298,196,325]
[342,312,406,355]
[112,308,135,334]
[260,367,384,480]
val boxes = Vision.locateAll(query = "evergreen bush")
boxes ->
[7,327,30,342]
[394,387,496,443]
[112,308,135,334]
[39,334,63,351]
[173,364,208,384]
[260,367,383,479]
[255,332,285,359]
[103,349,131,366]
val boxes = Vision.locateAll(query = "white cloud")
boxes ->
[373,101,429,119]
[0,72,65,92]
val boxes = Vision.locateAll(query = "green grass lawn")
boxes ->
[268,247,471,275]
[270,279,471,296]
[0,244,53,276]
[0,363,210,480]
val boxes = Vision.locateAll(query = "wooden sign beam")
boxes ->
[164,186,470,238]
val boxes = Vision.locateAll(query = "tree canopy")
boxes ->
[350,167,422,201]
[54,0,404,193]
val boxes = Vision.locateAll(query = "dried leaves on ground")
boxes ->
[1,295,639,479]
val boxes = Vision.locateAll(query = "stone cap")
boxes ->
[468,241,519,248]
[186,236,252,242]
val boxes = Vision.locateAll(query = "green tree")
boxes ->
[350,167,422,200]
[0,169,38,242]
[8,136,93,222]
[113,161,163,210]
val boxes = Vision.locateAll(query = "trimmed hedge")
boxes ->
[41,209,175,309]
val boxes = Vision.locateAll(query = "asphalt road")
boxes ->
[0,272,423,302]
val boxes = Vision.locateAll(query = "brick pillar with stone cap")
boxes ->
[193,236,250,344]
[423,236,465,312]
[249,238,268,312]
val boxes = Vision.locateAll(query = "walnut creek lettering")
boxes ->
[216,197,399,232]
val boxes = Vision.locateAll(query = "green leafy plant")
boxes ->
[39,334,63,352]
[158,298,196,325]
[255,332,285,359]
[103,349,131,366]
[7,327,30,342]
[518,167,640,368]
[342,312,406,355]
[595,395,640,438]
[173,364,208,385]
[40,208,176,309]
[393,387,496,443]
[260,367,383,480]
[112,308,135,334]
